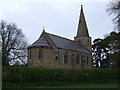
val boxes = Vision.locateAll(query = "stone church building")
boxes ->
[28,6,92,69]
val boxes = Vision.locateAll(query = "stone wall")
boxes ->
[58,48,92,69]
[28,47,59,68]
[28,47,92,69]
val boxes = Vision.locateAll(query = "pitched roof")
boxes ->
[28,31,90,53]
[46,32,90,53]
[29,35,50,47]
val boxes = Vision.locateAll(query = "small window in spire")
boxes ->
[79,20,81,23]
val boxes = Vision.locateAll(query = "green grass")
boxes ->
[38,83,119,88]
[2,67,119,89]
[3,66,118,83]
[3,82,119,88]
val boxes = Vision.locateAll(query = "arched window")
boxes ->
[83,55,85,63]
[76,54,80,64]
[38,48,41,59]
[64,52,68,64]
[86,56,89,65]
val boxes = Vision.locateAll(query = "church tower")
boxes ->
[74,5,92,52]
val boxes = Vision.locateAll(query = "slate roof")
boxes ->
[29,35,50,47]
[29,32,90,53]
[46,32,90,53]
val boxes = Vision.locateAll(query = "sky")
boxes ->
[0,0,114,45]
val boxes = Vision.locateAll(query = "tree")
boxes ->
[0,20,28,66]
[92,32,120,68]
[92,38,108,68]
[106,1,120,32]
[0,28,2,66]
[103,31,120,68]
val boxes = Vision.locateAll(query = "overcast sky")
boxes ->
[0,0,114,45]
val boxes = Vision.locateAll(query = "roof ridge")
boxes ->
[29,31,90,53]
[45,32,76,43]
[45,32,90,53]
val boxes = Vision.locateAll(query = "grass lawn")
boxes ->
[3,67,119,89]
[3,82,119,88]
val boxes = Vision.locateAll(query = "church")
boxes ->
[28,5,93,69]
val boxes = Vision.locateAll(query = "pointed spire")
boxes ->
[76,5,89,37]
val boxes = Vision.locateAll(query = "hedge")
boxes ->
[2,66,118,84]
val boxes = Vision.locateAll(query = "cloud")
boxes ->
[0,1,113,45]
[0,0,110,3]
[0,1,27,19]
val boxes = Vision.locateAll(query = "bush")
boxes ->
[2,66,118,84]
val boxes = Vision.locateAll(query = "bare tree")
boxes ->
[106,1,120,32]
[0,26,2,66]
[0,20,28,66]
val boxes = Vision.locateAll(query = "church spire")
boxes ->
[76,5,89,37]
[74,5,92,52]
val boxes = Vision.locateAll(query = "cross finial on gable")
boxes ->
[43,26,45,30]
[43,26,45,32]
